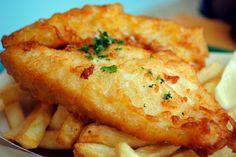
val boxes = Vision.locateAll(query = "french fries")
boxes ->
[228,107,236,121]
[1,71,234,157]
[57,114,84,148]
[0,99,4,111]
[49,105,69,130]
[0,81,35,115]
[136,144,180,157]
[4,101,24,129]
[0,83,20,105]
[39,130,69,150]
[203,77,220,94]
[4,103,53,149]
[170,150,198,157]
[4,125,22,141]
[197,60,223,84]
[74,143,115,157]
[115,142,140,157]
[79,123,154,148]
[209,146,236,157]
[15,104,53,149]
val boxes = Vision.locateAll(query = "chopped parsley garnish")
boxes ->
[117,39,125,45]
[93,30,125,55]
[78,30,125,61]
[86,54,94,60]
[79,44,89,53]
[141,67,144,70]
[114,47,122,51]
[156,75,165,84]
[100,65,117,73]
[148,84,156,88]
[162,92,172,100]
[98,55,109,59]
[93,43,105,56]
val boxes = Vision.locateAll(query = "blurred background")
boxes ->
[0,0,236,51]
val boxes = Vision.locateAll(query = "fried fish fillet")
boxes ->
[1,42,235,155]
[1,3,208,69]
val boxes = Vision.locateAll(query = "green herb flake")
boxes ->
[117,39,125,45]
[141,67,144,70]
[148,84,156,88]
[114,47,122,51]
[98,55,109,59]
[93,31,115,55]
[94,44,105,56]
[162,92,172,100]
[100,65,117,73]
[79,44,89,53]
[86,54,94,60]
[80,30,125,58]
[156,75,165,84]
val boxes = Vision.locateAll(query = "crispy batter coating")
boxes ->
[1,43,234,155]
[1,3,208,69]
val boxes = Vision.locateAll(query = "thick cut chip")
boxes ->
[39,130,69,150]
[4,101,24,129]
[171,150,199,157]
[4,103,53,149]
[56,113,84,148]
[1,3,208,69]
[136,145,179,157]
[115,142,139,157]
[74,143,115,157]
[49,105,69,130]
[79,123,154,148]
[1,43,234,155]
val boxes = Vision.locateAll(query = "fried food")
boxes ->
[78,123,154,148]
[4,102,24,129]
[203,77,220,94]
[0,82,36,113]
[0,99,4,111]
[1,3,208,69]
[56,113,84,148]
[135,144,179,157]
[197,60,223,84]
[49,105,69,130]
[74,143,115,157]
[1,42,234,155]
[4,103,53,149]
[115,142,139,157]
[171,150,199,157]
[39,130,68,150]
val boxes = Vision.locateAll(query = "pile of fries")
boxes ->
[0,60,235,157]
[197,60,224,94]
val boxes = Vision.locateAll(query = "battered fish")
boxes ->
[1,42,235,155]
[1,3,208,69]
